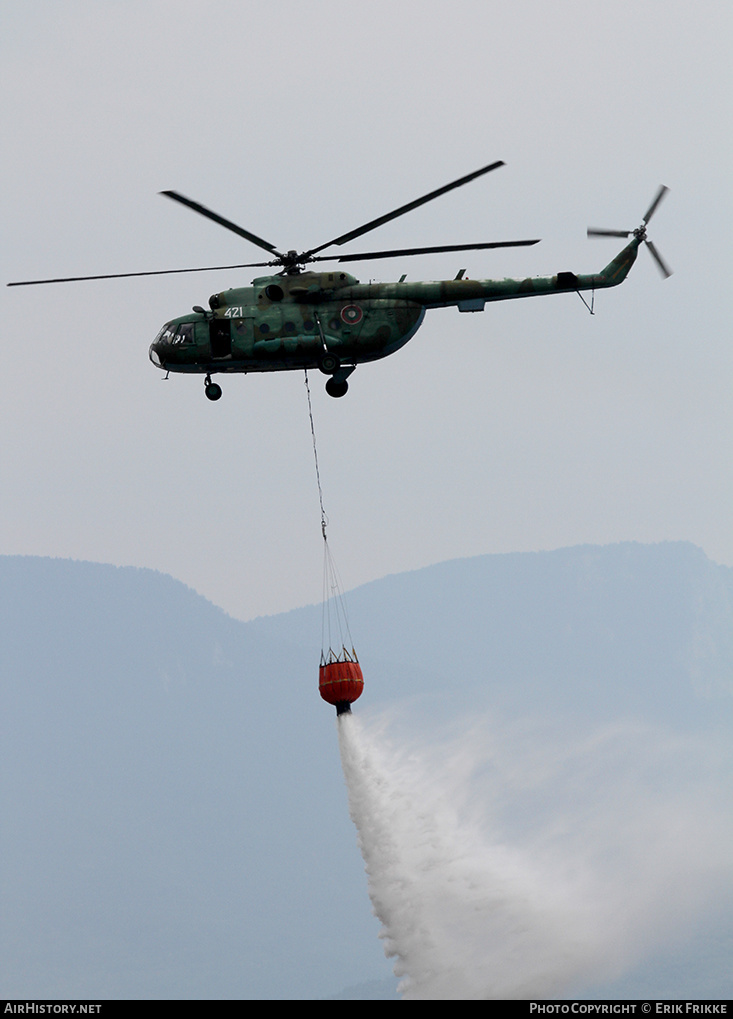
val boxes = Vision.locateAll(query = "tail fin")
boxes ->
[598,237,641,286]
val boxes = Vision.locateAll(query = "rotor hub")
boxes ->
[587,185,672,278]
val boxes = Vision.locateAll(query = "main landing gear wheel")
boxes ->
[318,353,341,375]
[325,378,348,398]
[204,375,222,401]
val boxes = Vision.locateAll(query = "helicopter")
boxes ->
[8,163,671,400]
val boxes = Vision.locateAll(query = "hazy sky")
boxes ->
[2,0,730,620]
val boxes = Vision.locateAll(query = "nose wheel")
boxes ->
[204,375,222,401]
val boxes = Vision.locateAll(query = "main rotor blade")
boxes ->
[645,239,673,278]
[642,185,669,225]
[7,261,274,286]
[587,228,632,238]
[309,238,541,264]
[160,190,284,257]
[303,160,506,259]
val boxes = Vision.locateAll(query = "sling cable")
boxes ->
[305,370,364,715]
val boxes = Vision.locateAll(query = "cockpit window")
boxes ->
[156,323,194,345]
[172,323,194,345]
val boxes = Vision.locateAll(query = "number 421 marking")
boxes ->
[223,306,243,318]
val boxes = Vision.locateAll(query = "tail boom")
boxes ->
[384,237,641,312]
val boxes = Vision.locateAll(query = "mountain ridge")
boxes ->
[1,541,730,999]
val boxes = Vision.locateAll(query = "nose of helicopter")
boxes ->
[149,323,170,368]
[149,336,164,367]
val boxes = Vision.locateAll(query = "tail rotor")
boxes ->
[588,185,672,278]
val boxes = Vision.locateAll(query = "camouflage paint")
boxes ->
[149,237,641,377]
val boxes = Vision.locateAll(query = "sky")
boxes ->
[1,0,731,621]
